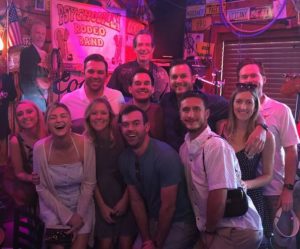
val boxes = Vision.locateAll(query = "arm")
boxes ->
[205,188,227,232]
[154,184,178,248]
[244,113,267,155]
[113,187,129,217]
[128,185,152,243]
[245,132,275,189]
[95,186,116,224]
[279,145,298,211]
[77,137,96,217]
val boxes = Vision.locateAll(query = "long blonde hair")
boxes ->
[84,97,116,147]
[226,88,260,140]
[14,100,46,139]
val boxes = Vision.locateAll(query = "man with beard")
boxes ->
[108,29,169,102]
[161,59,267,154]
[61,54,124,133]
[118,105,197,249]
[160,59,229,151]
[179,91,263,249]
[127,68,164,140]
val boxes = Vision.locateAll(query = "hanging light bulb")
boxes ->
[0,37,3,55]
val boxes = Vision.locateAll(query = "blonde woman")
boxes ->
[7,100,46,207]
[33,102,96,249]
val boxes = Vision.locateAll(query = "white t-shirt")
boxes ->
[180,126,262,232]
[61,85,124,120]
[259,95,299,196]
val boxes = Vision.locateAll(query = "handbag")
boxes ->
[44,226,72,245]
[224,187,248,217]
[202,135,248,218]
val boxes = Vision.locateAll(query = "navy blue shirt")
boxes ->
[119,138,194,223]
[160,91,229,151]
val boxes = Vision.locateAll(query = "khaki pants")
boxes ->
[194,227,263,249]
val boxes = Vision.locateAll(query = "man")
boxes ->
[20,21,49,112]
[127,67,164,140]
[61,54,124,133]
[118,105,197,249]
[160,59,229,151]
[108,29,169,102]
[179,91,263,249]
[237,58,299,247]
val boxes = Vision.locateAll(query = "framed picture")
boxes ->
[35,0,45,11]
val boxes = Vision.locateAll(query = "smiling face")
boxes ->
[47,106,71,137]
[31,24,46,49]
[120,110,149,149]
[233,91,256,122]
[129,72,154,102]
[169,64,195,97]
[134,34,154,64]
[88,102,110,132]
[180,97,209,139]
[16,103,39,130]
[84,60,107,94]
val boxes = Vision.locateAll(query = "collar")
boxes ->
[184,126,211,157]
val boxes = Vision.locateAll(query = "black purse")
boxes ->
[224,187,248,217]
[44,227,72,245]
[202,135,248,218]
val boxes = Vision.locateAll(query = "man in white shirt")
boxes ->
[179,91,263,249]
[61,54,124,133]
[237,58,299,248]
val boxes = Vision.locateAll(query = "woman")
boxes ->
[7,100,46,207]
[218,86,275,220]
[85,97,136,249]
[33,102,96,249]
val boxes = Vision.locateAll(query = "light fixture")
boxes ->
[0,37,3,55]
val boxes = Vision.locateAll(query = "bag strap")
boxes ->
[16,134,32,173]
[202,135,223,176]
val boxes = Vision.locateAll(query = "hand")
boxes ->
[31,172,40,185]
[245,126,266,156]
[202,232,215,249]
[141,240,156,249]
[66,213,84,234]
[113,196,128,217]
[279,188,293,211]
[99,203,116,224]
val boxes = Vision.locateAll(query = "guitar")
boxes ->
[282,74,300,95]
[282,74,300,121]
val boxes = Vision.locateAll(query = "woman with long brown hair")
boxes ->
[85,97,136,249]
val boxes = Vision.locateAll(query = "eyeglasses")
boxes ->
[135,159,141,182]
[236,83,257,90]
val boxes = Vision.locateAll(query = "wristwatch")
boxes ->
[257,123,268,131]
[283,183,294,190]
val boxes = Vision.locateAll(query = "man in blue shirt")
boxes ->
[119,105,197,249]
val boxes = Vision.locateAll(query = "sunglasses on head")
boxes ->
[236,83,257,90]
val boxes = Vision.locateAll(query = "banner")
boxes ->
[51,0,126,72]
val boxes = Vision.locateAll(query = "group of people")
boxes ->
[3,28,299,249]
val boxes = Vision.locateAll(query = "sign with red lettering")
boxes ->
[51,0,126,72]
